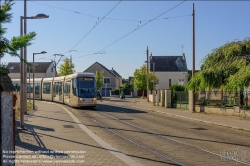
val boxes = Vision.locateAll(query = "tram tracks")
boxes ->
[90,104,250,165]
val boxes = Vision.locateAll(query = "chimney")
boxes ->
[182,53,186,60]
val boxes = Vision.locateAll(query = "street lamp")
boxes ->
[33,51,47,110]
[20,13,49,128]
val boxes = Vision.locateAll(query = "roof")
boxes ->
[188,70,200,75]
[150,55,187,72]
[7,62,53,73]
[84,62,122,77]
[110,69,121,77]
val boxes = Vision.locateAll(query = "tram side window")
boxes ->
[64,81,71,96]
[58,82,62,95]
[35,83,40,94]
[43,82,51,94]
[13,83,20,91]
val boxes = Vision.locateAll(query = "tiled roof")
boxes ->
[110,69,121,77]
[150,55,187,72]
[84,62,122,77]
[7,62,53,73]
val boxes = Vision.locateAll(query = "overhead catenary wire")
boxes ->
[35,1,187,60]
[69,0,122,51]
[29,1,190,23]
[73,0,187,59]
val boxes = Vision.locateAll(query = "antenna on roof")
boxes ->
[180,45,185,54]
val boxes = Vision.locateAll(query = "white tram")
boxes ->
[12,72,97,107]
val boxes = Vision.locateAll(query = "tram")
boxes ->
[12,72,97,107]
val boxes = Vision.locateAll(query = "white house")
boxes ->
[150,54,189,89]
[7,62,55,79]
[84,62,122,97]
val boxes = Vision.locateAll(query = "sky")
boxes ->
[2,0,250,79]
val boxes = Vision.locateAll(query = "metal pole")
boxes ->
[192,3,195,112]
[33,53,35,110]
[153,62,155,90]
[70,55,72,74]
[20,16,24,128]
[29,66,30,102]
[146,46,149,100]
[23,0,27,114]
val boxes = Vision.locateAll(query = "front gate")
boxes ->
[172,91,189,109]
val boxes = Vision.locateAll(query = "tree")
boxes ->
[187,38,250,104]
[95,70,104,90]
[133,64,157,97]
[0,0,36,67]
[57,57,75,76]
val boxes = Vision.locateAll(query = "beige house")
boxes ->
[84,62,122,97]
[150,54,188,90]
[7,62,55,79]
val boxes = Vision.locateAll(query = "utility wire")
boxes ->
[29,1,97,18]
[72,1,186,60]
[89,0,187,57]
[69,0,122,51]
[30,1,190,23]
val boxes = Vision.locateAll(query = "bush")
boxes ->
[198,97,210,106]
[112,83,133,95]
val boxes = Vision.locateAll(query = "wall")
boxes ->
[9,72,47,79]
[85,64,117,89]
[195,105,250,118]
[1,92,14,166]
[45,63,56,77]
[155,71,188,89]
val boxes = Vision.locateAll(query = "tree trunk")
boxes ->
[141,90,144,99]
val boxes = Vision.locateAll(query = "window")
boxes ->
[156,79,159,85]
[103,77,111,84]
[53,82,62,95]
[64,81,71,96]
[51,67,53,72]
[179,79,184,85]
[43,82,51,94]
[169,79,171,88]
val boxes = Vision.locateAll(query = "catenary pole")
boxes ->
[146,46,149,100]
[192,3,195,112]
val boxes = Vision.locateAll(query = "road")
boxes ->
[68,98,250,166]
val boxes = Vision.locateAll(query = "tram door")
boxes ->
[64,80,71,105]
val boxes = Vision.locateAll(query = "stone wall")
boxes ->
[195,105,250,118]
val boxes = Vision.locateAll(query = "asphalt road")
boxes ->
[68,98,250,166]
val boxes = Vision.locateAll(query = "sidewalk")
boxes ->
[14,101,138,166]
[107,97,250,132]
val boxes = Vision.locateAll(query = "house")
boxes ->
[7,62,55,79]
[150,54,188,89]
[84,62,122,96]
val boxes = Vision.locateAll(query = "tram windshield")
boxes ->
[76,77,96,98]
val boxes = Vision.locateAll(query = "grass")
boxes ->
[14,102,33,119]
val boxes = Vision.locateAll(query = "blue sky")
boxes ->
[3,1,250,78]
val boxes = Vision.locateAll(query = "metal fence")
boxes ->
[194,91,250,107]
[172,91,189,109]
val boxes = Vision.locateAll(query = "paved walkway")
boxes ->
[14,97,250,166]
[14,101,136,166]
[107,97,250,132]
